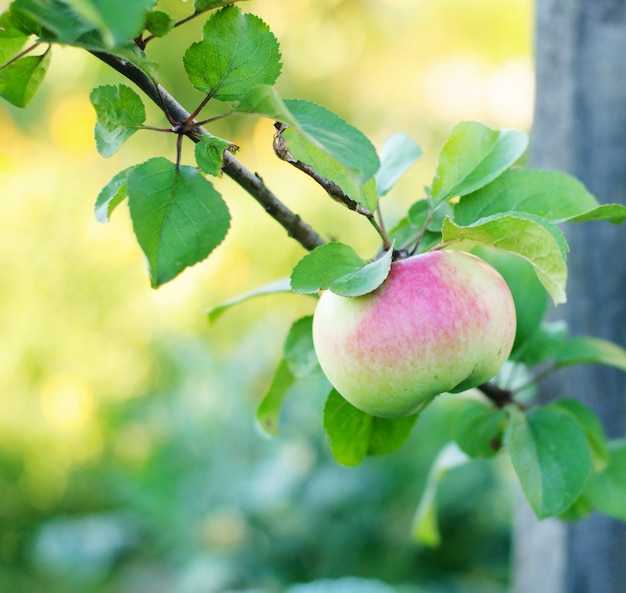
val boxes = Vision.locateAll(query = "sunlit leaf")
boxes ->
[0,12,29,64]
[431,121,528,203]
[94,167,134,222]
[127,158,230,288]
[194,134,236,177]
[442,214,568,304]
[0,49,50,107]
[555,336,626,372]
[290,242,392,297]
[235,84,299,127]
[206,277,294,323]
[90,84,146,157]
[507,406,593,519]
[375,132,422,196]
[144,10,174,37]
[183,5,281,101]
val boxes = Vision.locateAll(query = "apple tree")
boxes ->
[1,0,626,558]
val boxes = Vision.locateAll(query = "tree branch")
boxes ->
[90,51,326,252]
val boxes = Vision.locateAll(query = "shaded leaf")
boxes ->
[453,400,507,458]
[0,49,50,107]
[256,358,295,437]
[442,214,568,304]
[375,132,422,196]
[514,320,568,367]
[431,121,528,203]
[284,316,320,378]
[184,5,281,101]
[368,413,419,457]
[555,336,626,372]
[94,167,134,222]
[90,84,146,157]
[206,277,294,323]
[127,158,230,288]
[290,242,392,297]
[507,406,593,519]
[584,440,626,520]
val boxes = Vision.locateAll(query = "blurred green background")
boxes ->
[0,0,532,591]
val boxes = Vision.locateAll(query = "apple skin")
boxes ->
[312,250,516,418]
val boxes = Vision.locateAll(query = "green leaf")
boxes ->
[555,336,626,372]
[284,316,320,378]
[515,320,568,367]
[256,358,295,437]
[90,84,146,157]
[411,443,469,546]
[194,134,236,177]
[206,277,294,323]
[324,389,373,467]
[507,406,593,519]
[584,440,626,520]
[549,398,609,472]
[375,132,422,196]
[471,246,549,354]
[453,400,507,458]
[0,49,50,107]
[183,5,281,101]
[194,0,240,10]
[368,413,419,457]
[144,10,174,37]
[234,84,299,127]
[94,167,134,222]
[290,242,392,297]
[10,0,93,44]
[442,214,568,305]
[566,203,626,224]
[0,12,29,64]
[281,99,380,210]
[431,121,528,203]
[66,0,156,48]
[127,158,230,288]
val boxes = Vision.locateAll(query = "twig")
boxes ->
[477,382,523,409]
[89,51,326,252]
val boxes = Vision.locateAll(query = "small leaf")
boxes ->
[144,10,174,37]
[324,389,373,467]
[471,246,549,354]
[206,277,293,323]
[453,400,507,458]
[183,5,281,101]
[194,0,239,10]
[94,167,134,222]
[235,84,299,127]
[256,358,295,437]
[282,99,380,210]
[127,158,230,288]
[284,316,320,378]
[507,406,593,519]
[375,132,422,196]
[194,134,236,177]
[442,214,568,305]
[90,84,146,157]
[431,121,528,203]
[290,242,392,297]
[555,336,626,372]
[549,398,609,472]
[584,440,626,520]
[0,50,50,107]
[411,443,469,546]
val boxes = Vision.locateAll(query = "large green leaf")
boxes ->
[585,440,626,520]
[555,336,626,372]
[66,0,156,48]
[375,132,422,196]
[431,121,528,203]
[127,158,230,288]
[323,390,418,467]
[442,214,568,304]
[507,406,593,519]
[290,242,392,297]
[454,168,626,226]
[183,5,281,101]
[0,12,29,64]
[90,84,146,157]
[0,49,50,107]
[281,99,380,211]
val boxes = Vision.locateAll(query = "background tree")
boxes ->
[514,1,626,592]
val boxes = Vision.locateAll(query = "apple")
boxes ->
[312,250,516,418]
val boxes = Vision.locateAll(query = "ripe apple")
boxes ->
[312,250,516,417]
